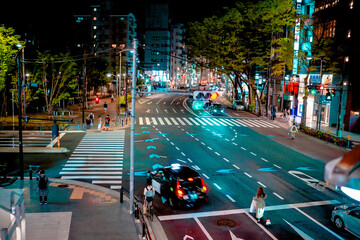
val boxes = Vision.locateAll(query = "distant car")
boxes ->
[232,100,245,110]
[331,203,360,237]
[151,164,208,208]
[209,103,225,115]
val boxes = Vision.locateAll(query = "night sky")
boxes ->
[1,0,239,51]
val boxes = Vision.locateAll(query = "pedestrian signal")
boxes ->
[211,92,219,100]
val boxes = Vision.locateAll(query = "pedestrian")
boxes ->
[104,114,110,130]
[97,115,102,131]
[89,112,94,126]
[104,101,107,113]
[86,116,91,130]
[289,122,298,140]
[111,94,114,103]
[283,108,287,119]
[36,169,49,204]
[250,187,267,223]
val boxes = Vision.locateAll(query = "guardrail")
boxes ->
[0,137,54,148]
[120,186,152,240]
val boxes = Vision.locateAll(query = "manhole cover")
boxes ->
[57,184,69,188]
[217,219,236,228]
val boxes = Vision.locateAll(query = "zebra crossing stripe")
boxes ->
[195,118,207,125]
[170,117,179,125]
[211,118,227,126]
[206,118,221,126]
[219,119,234,126]
[228,119,242,126]
[233,119,247,127]
[139,117,144,125]
[182,118,193,125]
[60,171,123,175]
[152,117,158,125]
[176,118,186,125]
[256,120,274,128]
[201,118,214,126]
[188,117,200,125]
[65,163,123,166]
[145,117,151,125]
[61,176,123,180]
[158,117,165,125]
[93,180,123,184]
[236,119,253,127]
[62,167,122,171]
[259,120,279,128]
[241,119,258,127]
[164,117,172,125]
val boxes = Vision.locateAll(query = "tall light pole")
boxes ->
[117,48,133,120]
[129,39,137,214]
[16,44,24,180]
[106,73,120,120]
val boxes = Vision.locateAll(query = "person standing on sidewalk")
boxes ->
[289,122,298,140]
[104,114,110,130]
[36,169,49,204]
[104,101,108,113]
[97,115,102,131]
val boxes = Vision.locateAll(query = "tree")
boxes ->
[35,52,78,115]
[0,25,25,116]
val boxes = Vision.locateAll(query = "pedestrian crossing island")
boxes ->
[137,117,280,128]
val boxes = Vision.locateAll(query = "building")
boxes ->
[170,23,188,88]
[144,3,170,86]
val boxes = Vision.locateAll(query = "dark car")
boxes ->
[209,103,225,115]
[151,164,208,208]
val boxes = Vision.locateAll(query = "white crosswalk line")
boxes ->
[152,117,158,125]
[60,131,125,189]
[205,118,220,126]
[218,119,234,126]
[236,119,253,127]
[164,117,172,125]
[241,119,258,127]
[176,118,186,125]
[158,117,165,125]
[255,119,274,128]
[188,117,200,125]
[145,117,151,125]
[227,119,242,126]
[201,118,214,126]
[195,118,207,125]
[211,118,227,126]
[182,118,193,125]
[170,117,179,125]
[139,117,144,125]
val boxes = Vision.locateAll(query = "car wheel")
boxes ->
[334,217,344,229]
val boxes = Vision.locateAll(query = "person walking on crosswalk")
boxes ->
[289,122,298,140]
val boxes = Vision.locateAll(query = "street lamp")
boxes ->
[307,56,327,130]
[117,48,134,118]
[16,44,24,180]
[106,73,121,120]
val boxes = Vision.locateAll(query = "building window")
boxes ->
[161,36,169,40]
[151,51,160,55]
[94,35,97,39]
[161,59,167,62]
[93,26,97,30]
[93,8,97,12]
[350,0,354,9]
[151,44,159,48]
[345,56,349,62]
[151,37,160,41]
[93,17,97,21]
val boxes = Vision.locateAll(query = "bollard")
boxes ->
[29,168,33,180]
[142,222,146,238]
[134,203,139,219]
[120,187,123,203]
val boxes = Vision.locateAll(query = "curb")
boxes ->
[0,147,70,153]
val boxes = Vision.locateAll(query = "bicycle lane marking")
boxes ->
[194,217,213,240]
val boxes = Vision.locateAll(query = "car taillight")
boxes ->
[176,180,183,197]
[200,177,207,192]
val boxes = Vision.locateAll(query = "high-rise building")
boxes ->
[170,23,187,88]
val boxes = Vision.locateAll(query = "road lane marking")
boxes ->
[175,147,180,150]
[182,118,193,125]
[173,109,177,113]
[157,117,165,125]
[273,192,284,200]
[232,142,238,146]
[155,108,159,113]
[92,180,123,184]
[257,182,267,188]
[65,164,123,166]
[244,172,252,178]
[181,152,186,156]
[170,142,174,145]
[226,195,236,202]
[244,211,278,240]
[273,164,282,169]
[241,147,246,151]
[250,152,257,156]
[166,138,169,141]
[176,118,186,125]
[151,117,158,125]
[215,152,220,156]
[139,117,144,125]
[61,176,123,179]
[176,159,187,163]
[202,118,215,126]
[219,119,234,126]
[62,168,123,171]
[158,200,340,221]
[261,158,269,162]
[295,207,345,240]
[195,118,207,125]
[187,158,193,163]
[207,146,213,150]
[195,138,199,141]
[223,158,230,162]
[232,164,240,169]
[60,171,122,175]
[213,183,222,190]
[211,118,227,126]
[192,165,201,170]
[202,173,210,179]
[194,217,213,240]
[188,117,200,125]
[201,142,205,145]
[145,117,151,125]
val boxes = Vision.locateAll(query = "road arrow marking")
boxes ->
[183,235,194,240]
[216,169,234,174]
[143,131,150,134]
[147,146,157,150]
[158,133,169,135]
[152,164,163,169]
[130,171,148,177]
[258,167,277,172]
[145,139,154,142]
[134,133,141,135]
[296,167,314,171]
[141,126,148,129]
[283,219,315,240]
[149,154,160,159]
[229,230,244,240]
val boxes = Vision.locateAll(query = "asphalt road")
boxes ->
[121,92,355,240]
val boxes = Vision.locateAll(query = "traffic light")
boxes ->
[24,116,30,123]
[330,89,336,96]
[210,92,219,100]
[74,77,79,83]
[325,93,332,101]
[316,85,324,91]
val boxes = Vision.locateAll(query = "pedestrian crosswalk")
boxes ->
[59,131,125,190]
[137,117,280,128]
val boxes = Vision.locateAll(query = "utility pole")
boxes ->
[82,53,86,130]
[17,51,24,180]
[129,39,137,214]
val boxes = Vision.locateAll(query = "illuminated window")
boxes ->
[350,0,354,9]
[345,56,349,62]
[94,35,97,39]
[93,8,97,11]
[347,30,351,38]
[112,44,117,48]
[93,26,97,30]
[93,17,97,21]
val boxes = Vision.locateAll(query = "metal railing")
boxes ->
[0,137,54,148]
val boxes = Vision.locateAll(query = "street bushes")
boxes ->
[300,126,351,148]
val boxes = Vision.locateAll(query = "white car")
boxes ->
[331,203,360,237]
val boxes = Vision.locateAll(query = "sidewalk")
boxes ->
[3,178,141,240]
